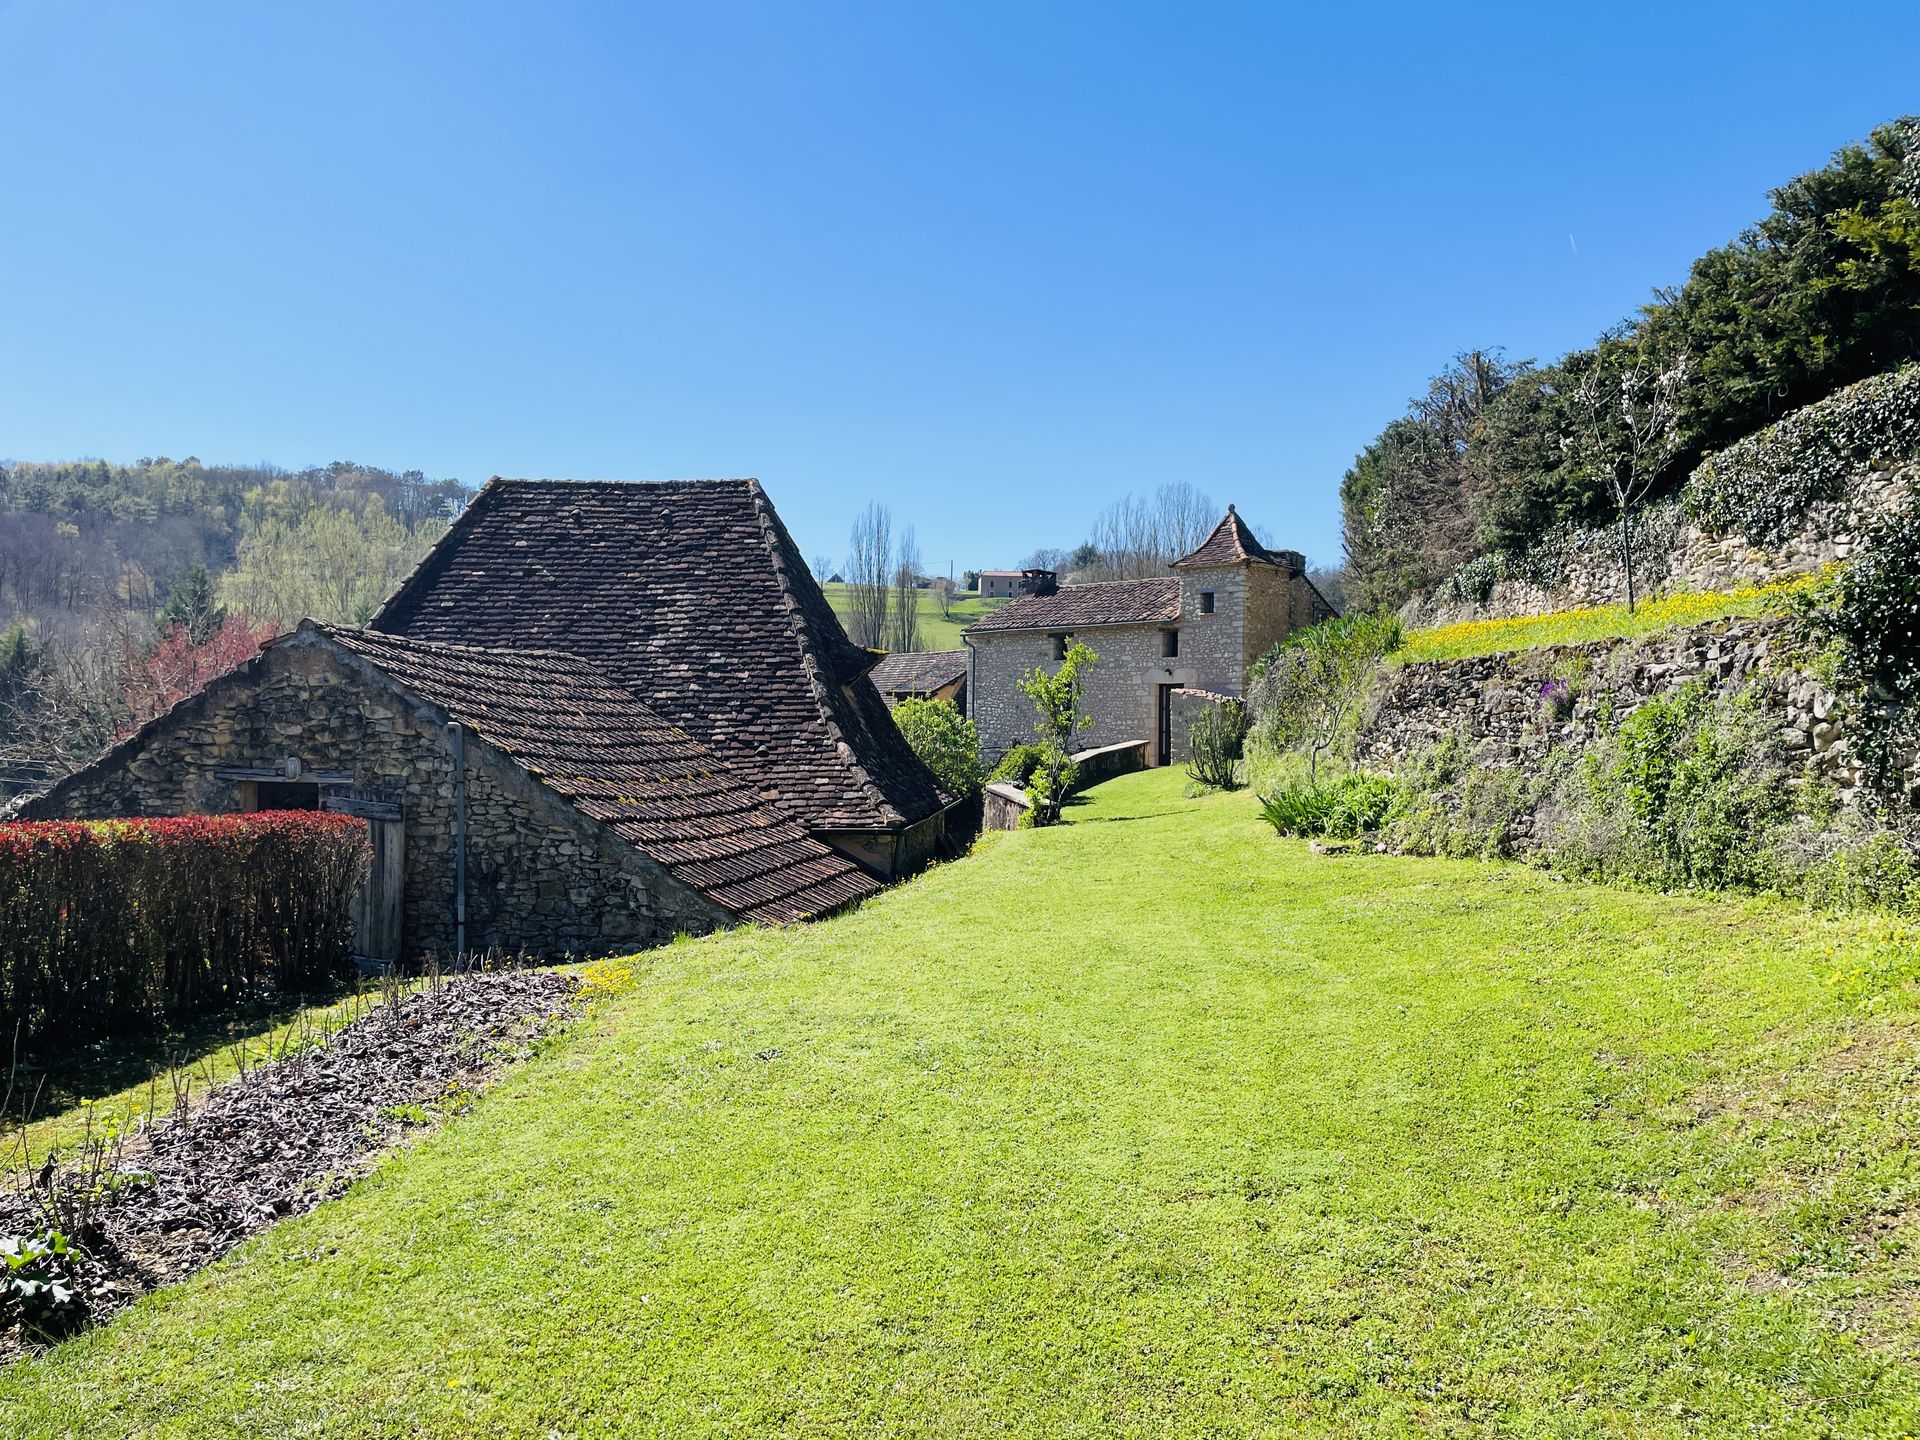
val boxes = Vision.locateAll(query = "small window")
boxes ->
[1162,629,1179,658]
[1199,591,1215,614]
[1051,634,1068,662]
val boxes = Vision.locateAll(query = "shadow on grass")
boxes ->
[5,980,360,1128]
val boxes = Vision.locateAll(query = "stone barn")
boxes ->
[17,478,955,962]
[964,506,1335,765]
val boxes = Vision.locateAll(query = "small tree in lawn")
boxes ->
[1567,344,1690,614]
[1186,696,1248,790]
[892,697,983,798]
[1247,613,1399,783]
[1017,640,1097,826]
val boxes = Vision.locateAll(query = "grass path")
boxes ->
[8,770,1920,1436]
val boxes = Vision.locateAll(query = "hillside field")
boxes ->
[819,583,1006,651]
[9,769,1920,1436]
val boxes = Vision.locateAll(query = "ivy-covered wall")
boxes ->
[1355,615,1881,804]
[1410,365,1920,627]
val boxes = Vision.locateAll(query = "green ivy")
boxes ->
[1685,362,1920,544]
[1819,496,1920,800]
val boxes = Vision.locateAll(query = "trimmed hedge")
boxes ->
[0,812,370,1051]
[1686,362,1920,544]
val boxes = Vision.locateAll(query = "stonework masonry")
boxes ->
[969,556,1303,764]
[23,641,729,960]
[1352,615,1875,800]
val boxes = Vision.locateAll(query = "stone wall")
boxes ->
[970,627,1195,764]
[1409,462,1915,629]
[21,635,727,961]
[1352,615,1865,795]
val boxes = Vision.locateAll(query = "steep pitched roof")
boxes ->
[1172,506,1283,570]
[964,577,1180,635]
[319,626,880,925]
[369,478,944,833]
[869,650,968,697]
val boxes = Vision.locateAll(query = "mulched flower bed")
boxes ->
[1,969,579,1359]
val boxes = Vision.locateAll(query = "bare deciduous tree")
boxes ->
[847,503,892,649]
[1082,482,1216,580]
[890,526,923,653]
[1569,348,1691,613]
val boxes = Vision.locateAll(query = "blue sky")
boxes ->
[3,2,1917,575]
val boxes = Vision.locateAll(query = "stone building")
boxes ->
[869,650,968,714]
[964,507,1333,765]
[18,478,955,961]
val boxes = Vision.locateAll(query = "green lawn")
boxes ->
[820,582,1006,651]
[11,769,1920,1436]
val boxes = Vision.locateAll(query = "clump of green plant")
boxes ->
[1548,682,1792,892]
[1015,641,1098,827]
[892,697,984,798]
[2,1230,87,1341]
[988,744,1045,787]
[1247,613,1402,781]
[1186,698,1248,791]
[1378,736,1562,861]
[1257,772,1394,840]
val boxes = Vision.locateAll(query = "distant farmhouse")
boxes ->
[965,506,1334,766]
[976,569,1026,599]
[17,480,954,964]
[869,650,968,714]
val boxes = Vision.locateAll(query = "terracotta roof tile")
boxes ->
[1172,506,1284,569]
[964,577,1179,635]
[369,479,943,833]
[321,626,880,926]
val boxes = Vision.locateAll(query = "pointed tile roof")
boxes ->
[319,626,881,925]
[1171,505,1284,570]
[369,478,944,833]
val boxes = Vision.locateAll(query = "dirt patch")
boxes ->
[0,970,579,1359]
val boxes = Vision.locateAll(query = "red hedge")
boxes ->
[0,812,372,1052]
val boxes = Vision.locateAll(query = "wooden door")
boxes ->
[326,796,405,967]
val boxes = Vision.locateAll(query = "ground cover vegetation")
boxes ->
[0,968,578,1356]
[1397,571,1822,663]
[0,813,368,1051]
[14,769,1920,1432]
[1341,116,1920,613]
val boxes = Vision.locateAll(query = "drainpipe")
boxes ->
[447,722,467,960]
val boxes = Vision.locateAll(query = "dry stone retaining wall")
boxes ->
[1354,615,1869,797]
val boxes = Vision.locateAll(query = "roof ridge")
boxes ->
[743,480,906,827]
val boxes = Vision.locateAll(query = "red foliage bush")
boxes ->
[0,812,371,1051]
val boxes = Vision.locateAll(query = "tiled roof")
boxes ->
[964,577,1180,635]
[869,650,968,697]
[370,478,944,833]
[320,625,881,925]
[1172,506,1283,569]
